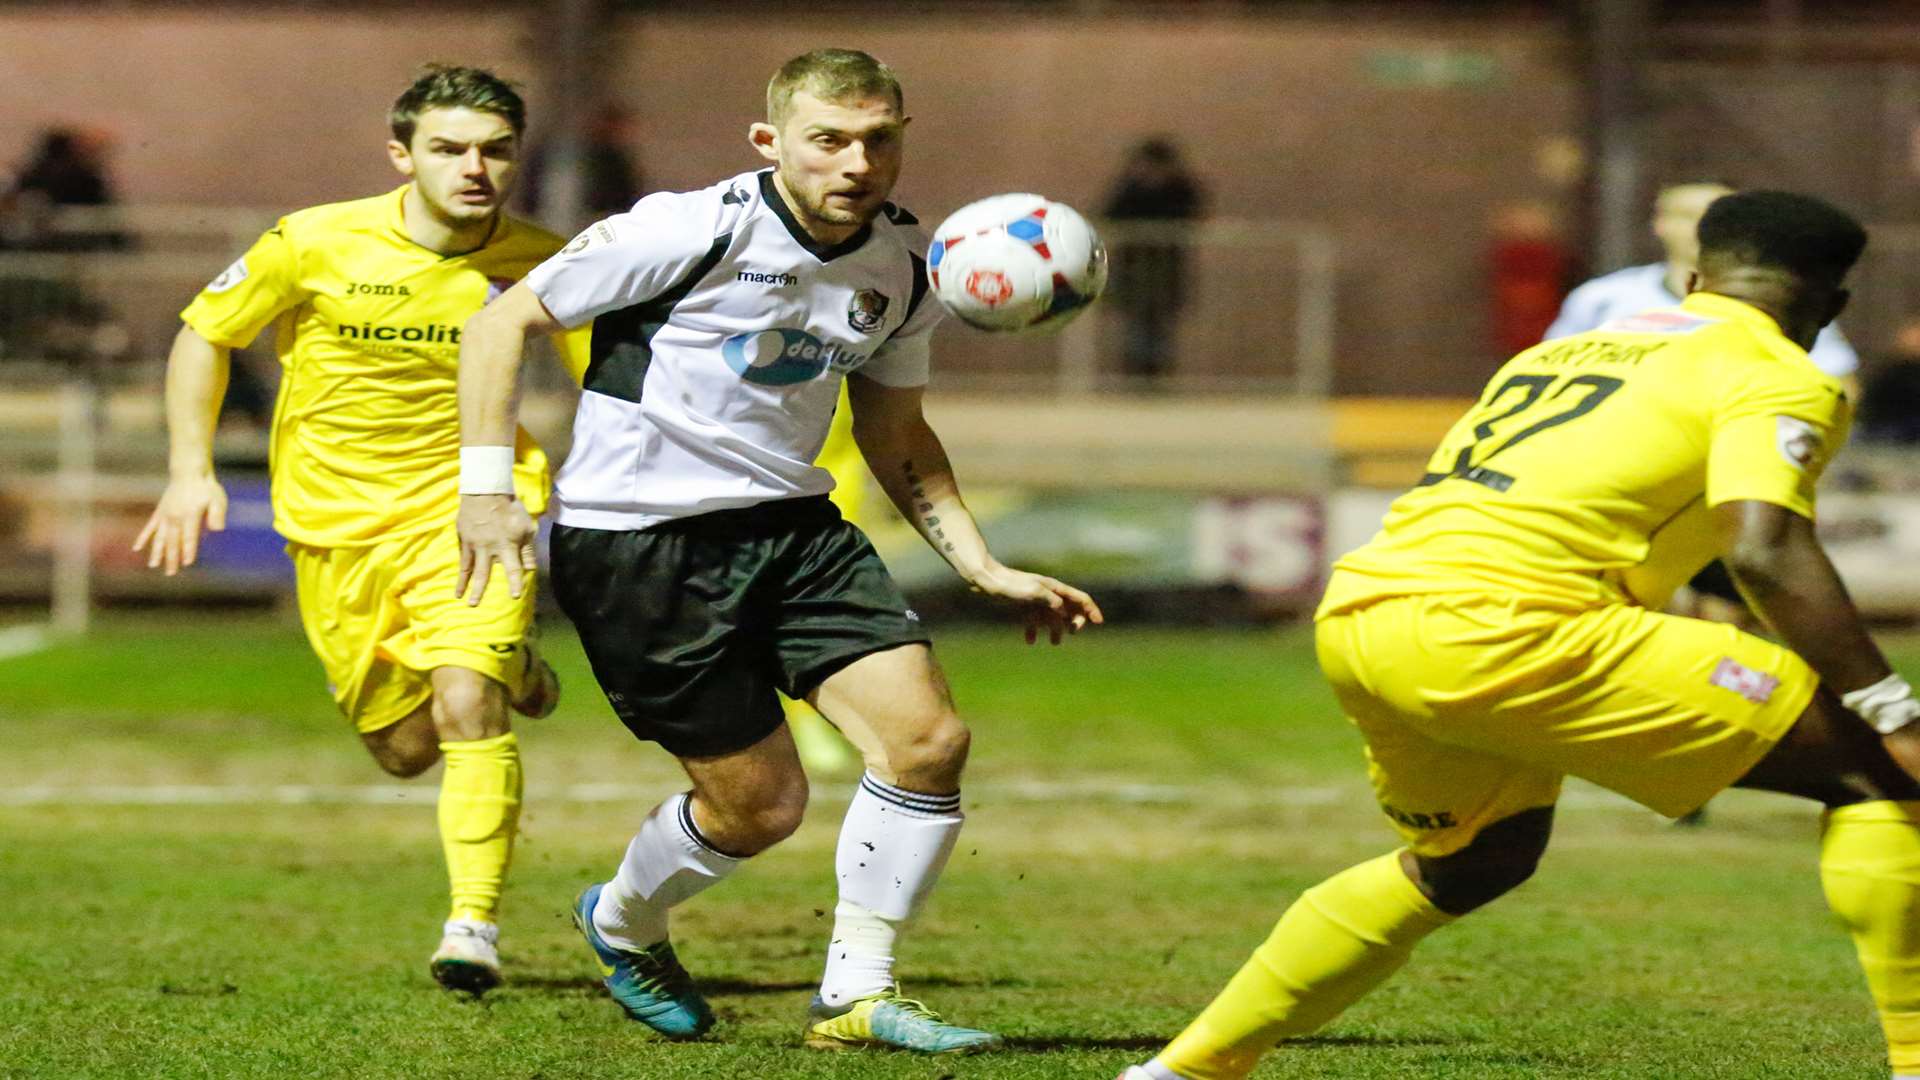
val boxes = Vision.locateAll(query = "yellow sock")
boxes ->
[1159,851,1454,1080]
[1821,800,1920,1075]
[438,732,523,924]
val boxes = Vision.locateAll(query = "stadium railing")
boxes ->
[928,219,1339,397]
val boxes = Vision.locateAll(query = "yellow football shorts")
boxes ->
[1315,592,1817,857]
[290,523,537,734]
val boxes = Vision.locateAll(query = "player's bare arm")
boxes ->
[1722,500,1890,692]
[847,373,1102,644]
[132,324,232,575]
[1721,499,1920,764]
[455,281,562,605]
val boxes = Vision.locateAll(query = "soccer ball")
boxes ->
[926,194,1108,334]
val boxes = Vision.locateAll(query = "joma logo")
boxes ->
[347,282,412,297]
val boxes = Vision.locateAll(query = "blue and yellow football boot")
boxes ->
[572,883,712,1038]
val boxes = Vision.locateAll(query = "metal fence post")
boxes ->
[1295,230,1337,399]
[52,380,96,637]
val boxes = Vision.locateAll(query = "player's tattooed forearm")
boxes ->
[902,458,927,502]
[900,458,955,552]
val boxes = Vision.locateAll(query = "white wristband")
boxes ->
[459,446,517,495]
[1841,673,1920,736]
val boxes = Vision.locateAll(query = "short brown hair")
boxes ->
[389,65,526,146]
[766,49,902,128]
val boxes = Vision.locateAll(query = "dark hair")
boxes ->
[1697,190,1867,286]
[766,49,902,127]
[1134,137,1180,165]
[34,129,79,161]
[389,65,526,146]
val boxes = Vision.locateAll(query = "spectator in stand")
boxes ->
[1487,201,1573,357]
[0,127,133,375]
[1859,317,1920,446]
[1,127,128,251]
[1102,137,1205,385]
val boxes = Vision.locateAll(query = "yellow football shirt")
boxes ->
[180,185,585,548]
[1320,292,1852,615]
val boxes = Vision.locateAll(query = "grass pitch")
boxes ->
[0,614,1909,1078]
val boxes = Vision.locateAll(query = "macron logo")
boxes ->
[738,270,799,287]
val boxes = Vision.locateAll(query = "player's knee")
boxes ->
[748,799,807,849]
[362,730,439,778]
[701,777,809,855]
[1414,808,1553,915]
[375,747,437,778]
[885,713,970,787]
[430,673,506,742]
[1416,848,1544,915]
[1437,850,1543,914]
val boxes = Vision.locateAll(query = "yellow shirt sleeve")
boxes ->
[1706,364,1848,519]
[179,222,305,348]
[552,324,592,385]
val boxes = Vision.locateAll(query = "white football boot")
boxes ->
[430,918,502,995]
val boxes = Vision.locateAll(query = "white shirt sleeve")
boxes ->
[524,191,723,329]
[1543,279,1609,342]
[860,233,942,388]
[1809,322,1859,378]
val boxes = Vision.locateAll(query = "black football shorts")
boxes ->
[550,496,931,758]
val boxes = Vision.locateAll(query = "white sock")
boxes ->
[593,792,742,950]
[1141,1060,1189,1080]
[818,772,963,1006]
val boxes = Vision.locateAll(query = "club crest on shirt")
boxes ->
[1776,415,1821,470]
[848,288,890,333]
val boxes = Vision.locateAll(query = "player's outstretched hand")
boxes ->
[969,564,1104,645]
[457,493,537,606]
[132,473,227,576]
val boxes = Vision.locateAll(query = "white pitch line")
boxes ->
[0,624,51,661]
[0,778,1646,811]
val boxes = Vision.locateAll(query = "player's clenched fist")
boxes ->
[133,473,228,576]
[456,493,537,605]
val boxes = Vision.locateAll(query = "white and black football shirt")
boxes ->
[524,168,941,530]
